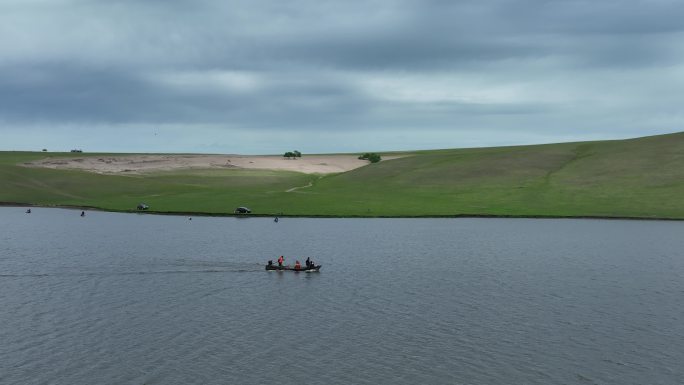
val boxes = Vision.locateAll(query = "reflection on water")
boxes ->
[1,208,683,384]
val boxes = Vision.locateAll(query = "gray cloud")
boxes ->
[1,0,683,153]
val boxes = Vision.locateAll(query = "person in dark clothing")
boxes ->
[305,257,311,268]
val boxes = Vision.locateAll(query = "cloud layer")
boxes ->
[2,0,684,153]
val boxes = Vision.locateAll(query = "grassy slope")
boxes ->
[0,152,314,214]
[306,132,684,217]
[1,132,683,218]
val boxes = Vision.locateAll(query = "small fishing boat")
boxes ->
[265,264,321,272]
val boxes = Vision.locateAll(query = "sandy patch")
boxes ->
[22,154,401,175]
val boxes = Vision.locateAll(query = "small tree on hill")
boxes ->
[284,150,302,159]
[358,152,381,163]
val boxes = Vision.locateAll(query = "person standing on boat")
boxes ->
[294,260,301,270]
[305,257,311,268]
[278,255,284,267]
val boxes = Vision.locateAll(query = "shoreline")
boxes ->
[3,202,683,221]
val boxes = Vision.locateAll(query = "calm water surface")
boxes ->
[1,208,683,384]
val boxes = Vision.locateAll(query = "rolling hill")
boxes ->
[2,132,683,218]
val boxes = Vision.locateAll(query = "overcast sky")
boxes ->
[1,0,683,154]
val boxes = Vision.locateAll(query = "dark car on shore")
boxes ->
[234,207,251,214]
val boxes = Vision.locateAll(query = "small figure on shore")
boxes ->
[80,211,85,217]
[294,260,301,270]
[278,255,284,267]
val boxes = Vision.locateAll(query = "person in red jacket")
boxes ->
[278,255,284,267]
[294,260,301,270]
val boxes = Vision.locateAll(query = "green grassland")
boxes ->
[2,132,684,218]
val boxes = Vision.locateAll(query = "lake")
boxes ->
[1,208,683,384]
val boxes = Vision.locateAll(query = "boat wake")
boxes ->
[0,261,266,278]
[0,269,263,278]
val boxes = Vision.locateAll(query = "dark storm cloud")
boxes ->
[498,0,684,35]
[272,0,684,71]
[0,64,163,123]
[1,0,683,152]
[0,62,373,127]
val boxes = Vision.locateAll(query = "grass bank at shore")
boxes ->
[2,132,684,219]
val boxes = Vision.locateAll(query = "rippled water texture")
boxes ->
[1,208,683,384]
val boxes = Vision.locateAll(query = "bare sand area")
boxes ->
[23,154,398,175]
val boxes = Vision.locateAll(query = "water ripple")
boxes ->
[1,209,684,384]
